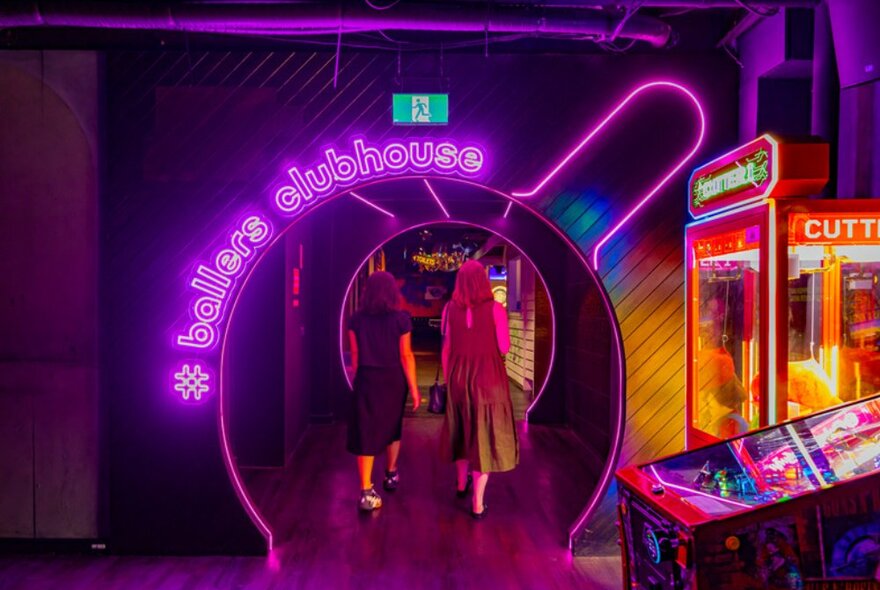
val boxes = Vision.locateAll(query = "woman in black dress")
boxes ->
[347,271,420,511]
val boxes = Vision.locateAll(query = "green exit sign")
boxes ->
[392,94,449,125]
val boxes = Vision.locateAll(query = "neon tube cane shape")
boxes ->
[510,81,706,270]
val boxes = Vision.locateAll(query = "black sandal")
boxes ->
[456,473,473,498]
[383,470,399,492]
[471,503,488,520]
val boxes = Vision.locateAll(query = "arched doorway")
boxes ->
[220,176,625,549]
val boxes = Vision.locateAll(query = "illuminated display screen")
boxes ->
[790,213,880,245]
[785,239,880,414]
[691,224,761,439]
[692,147,768,206]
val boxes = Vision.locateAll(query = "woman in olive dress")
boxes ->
[440,260,518,519]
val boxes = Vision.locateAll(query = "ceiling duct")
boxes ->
[0,1,678,46]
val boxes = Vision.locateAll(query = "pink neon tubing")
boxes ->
[348,190,395,218]
[509,81,706,270]
[219,325,275,550]
[422,179,451,218]
[215,175,625,553]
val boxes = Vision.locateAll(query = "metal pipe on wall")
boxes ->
[0,1,673,46]
[811,0,837,196]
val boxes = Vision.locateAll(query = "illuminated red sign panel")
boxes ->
[790,213,880,245]
[693,225,760,259]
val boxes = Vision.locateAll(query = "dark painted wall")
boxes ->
[0,51,101,541]
[228,245,285,467]
[284,229,312,460]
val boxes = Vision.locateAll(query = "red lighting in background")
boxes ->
[292,267,301,308]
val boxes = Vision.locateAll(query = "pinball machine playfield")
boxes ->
[618,395,880,589]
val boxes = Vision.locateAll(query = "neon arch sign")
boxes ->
[174,139,486,358]
[171,80,706,406]
[167,79,706,551]
[171,139,488,406]
[175,213,274,352]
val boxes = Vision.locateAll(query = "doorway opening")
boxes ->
[341,223,554,420]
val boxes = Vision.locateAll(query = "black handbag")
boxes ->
[428,304,449,414]
[427,365,447,414]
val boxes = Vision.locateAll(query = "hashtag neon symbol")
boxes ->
[173,362,211,402]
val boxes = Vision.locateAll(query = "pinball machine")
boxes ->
[617,395,880,590]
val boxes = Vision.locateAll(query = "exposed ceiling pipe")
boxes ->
[546,0,818,5]
[716,11,762,48]
[0,1,674,47]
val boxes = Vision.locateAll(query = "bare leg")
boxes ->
[357,455,375,491]
[456,459,470,491]
[472,471,490,513]
[386,440,401,472]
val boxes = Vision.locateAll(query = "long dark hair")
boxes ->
[452,260,493,307]
[360,271,402,314]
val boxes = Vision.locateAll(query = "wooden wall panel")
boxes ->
[507,260,537,391]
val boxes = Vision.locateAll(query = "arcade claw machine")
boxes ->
[685,134,880,448]
[617,395,880,590]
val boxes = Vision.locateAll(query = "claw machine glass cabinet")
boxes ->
[686,135,880,448]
